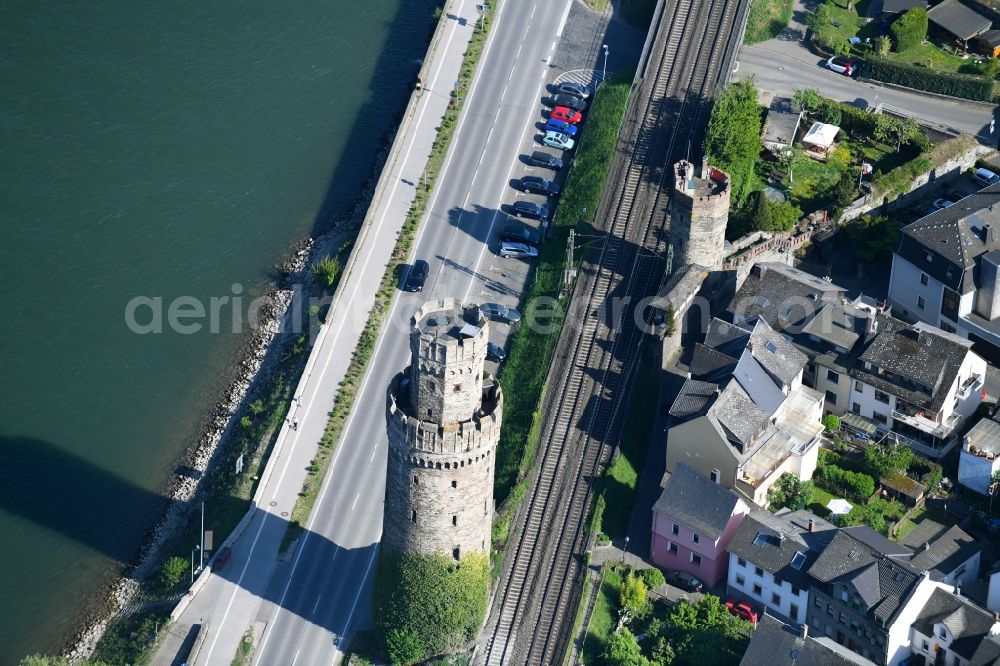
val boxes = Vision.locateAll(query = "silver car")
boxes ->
[499,242,538,259]
[543,131,575,151]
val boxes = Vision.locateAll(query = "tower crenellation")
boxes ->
[383,298,502,560]
[670,158,730,269]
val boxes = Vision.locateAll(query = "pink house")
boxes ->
[651,462,750,587]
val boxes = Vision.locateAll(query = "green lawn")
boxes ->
[744,0,794,44]
[598,359,659,539]
[807,485,839,518]
[582,567,624,664]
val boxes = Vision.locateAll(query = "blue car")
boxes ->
[545,118,577,137]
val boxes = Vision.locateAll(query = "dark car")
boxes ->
[550,94,587,112]
[527,150,563,170]
[666,571,703,593]
[403,259,429,292]
[501,223,541,245]
[511,200,549,221]
[480,302,521,325]
[519,175,561,196]
[486,342,506,363]
[555,81,590,99]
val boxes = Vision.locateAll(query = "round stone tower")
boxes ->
[383,298,503,560]
[670,157,731,269]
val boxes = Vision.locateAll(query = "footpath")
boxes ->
[148,4,477,665]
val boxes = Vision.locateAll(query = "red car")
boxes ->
[550,106,583,124]
[725,599,760,624]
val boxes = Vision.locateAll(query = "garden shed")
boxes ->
[801,122,840,160]
[869,0,926,19]
[927,0,992,46]
[762,96,803,155]
[978,29,1000,57]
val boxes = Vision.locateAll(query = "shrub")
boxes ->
[749,191,803,232]
[816,463,876,500]
[859,58,993,101]
[822,414,840,432]
[160,556,189,591]
[604,627,647,666]
[373,551,490,663]
[768,473,813,511]
[311,255,344,290]
[639,567,666,590]
[864,441,913,478]
[874,35,891,57]
[889,8,927,52]
[620,570,649,618]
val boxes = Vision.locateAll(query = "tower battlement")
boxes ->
[670,158,731,269]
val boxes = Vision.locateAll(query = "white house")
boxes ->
[960,414,1000,495]
[909,588,1000,666]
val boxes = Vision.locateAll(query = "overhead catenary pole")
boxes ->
[602,44,609,83]
[199,500,205,572]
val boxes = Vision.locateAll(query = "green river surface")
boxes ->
[0,0,436,660]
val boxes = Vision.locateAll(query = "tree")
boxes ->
[703,78,763,206]
[161,556,189,591]
[822,414,841,432]
[874,35,892,57]
[768,473,813,511]
[749,191,803,233]
[650,637,676,666]
[793,88,824,114]
[831,168,859,216]
[604,627,649,666]
[865,441,913,478]
[665,303,677,337]
[249,399,265,415]
[384,627,425,666]
[639,567,667,590]
[620,570,649,618]
[890,8,928,52]
[311,255,344,290]
[807,2,832,32]
[846,214,902,262]
[873,114,923,152]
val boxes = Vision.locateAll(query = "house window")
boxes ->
[942,287,960,322]
[736,574,745,587]
[873,412,888,425]
[672,523,679,536]
[827,603,834,616]
[453,547,460,561]
[926,252,933,263]
[790,603,800,622]
[791,585,801,596]
[852,402,861,414]
[692,533,700,544]
[922,640,929,652]
[827,369,839,383]
[826,390,838,406]
[753,583,763,596]
[452,480,457,488]
[737,557,746,567]
[941,322,956,333]
[917,296,926,310]
[667,541,678,554]
[691,553,702,566]
[839,612,847,625]
[840,589,849,602]
[814,597,822,609]
[920,273,929,285]
[772,592,782,605]
[411,510,417,523]
[774,576,783,587]
[939,628,947,640]
[413,475,419,485]
[854,380,864,392]
[874,390,890,404]
[710,468,720,483]
[452,515,457,526]
[755,566,764,576]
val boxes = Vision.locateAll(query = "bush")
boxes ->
[846,215,902,261]
[639,567,666,590]
[768,473,813,511]
[620,570,649,618]
[311,255,344,290]
[373,552,490,663]
[749,190,803,232]
[815,462,876,500]
[859,58,993,101]
[822,414,840,432]
[889,8,927,52]
[160,556,189,591]
[604,627,647,666]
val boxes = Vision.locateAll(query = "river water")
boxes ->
[0,0,436,660]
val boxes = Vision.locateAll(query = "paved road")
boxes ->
[155,0,605,663]
[735,44,998,140]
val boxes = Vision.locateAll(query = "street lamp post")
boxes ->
[621,535,630,564]
[602,44,609,83]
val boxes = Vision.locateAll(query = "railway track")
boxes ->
[478,0,749,663]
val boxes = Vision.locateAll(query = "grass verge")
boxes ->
[743,0,792,44]
[581,566,622,664]
[491,71,634,553]
[596,355,658,539]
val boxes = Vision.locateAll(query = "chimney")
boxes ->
[808,518,816,533]
[865,315,879,336]
[800,623,809,640]
[924,541,931,552]
[701,155,710,180]
[985,224,995,245]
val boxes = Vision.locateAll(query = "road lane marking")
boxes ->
[333,545,381,664]
[312,595,322,615]
[292,648,300,666]
[351,493,360,511]
[556,0,571,37]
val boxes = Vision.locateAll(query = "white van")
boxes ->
[973,167,1000,188]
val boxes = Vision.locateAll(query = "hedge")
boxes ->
[815,459,876,501]
[859,58,993,102]
[889,8,927,52]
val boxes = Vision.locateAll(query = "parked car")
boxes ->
[545,118,578,137]
[403,259,429,292]
[550,106,583,124]
[666,570,703,593]
[555,81,590,99]
[550,94,587,112]
[480,302,521,324]
[511,200,549,221]
[543,131,575,151]
[499,241,538,259]
[527,150,563,170]
[974,167,1000,187]
[826,56,856,76]
[725,600,760,624]
[519,175,561,196]
[933,190,972,209]
[486,342,506,363]
[500,223,541,245]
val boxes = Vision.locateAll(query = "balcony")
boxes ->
[891,409,951,439]
[956,375,984,402]
[885,430,953,459]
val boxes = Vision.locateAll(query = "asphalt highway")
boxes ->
[171,0,579,663]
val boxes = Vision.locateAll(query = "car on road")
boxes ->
[486,342,506,363]
[519,175,561,196]
[550,106,583,124]
[500,223,541,245]
[549,94,587,112]
[543,131,575,151]
[511,200,549,221]
[825,56,856,76]
[480,302,521,325]
[725,599,760,624]
[544,118,578,137]
[527,150,563,170]
[666,570,703,593]
[974,167,1000,187]
[499,241,538,259]
[555,81,590,99]
[403,259,429,292]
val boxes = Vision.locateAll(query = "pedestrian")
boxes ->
[292,416,300,430]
